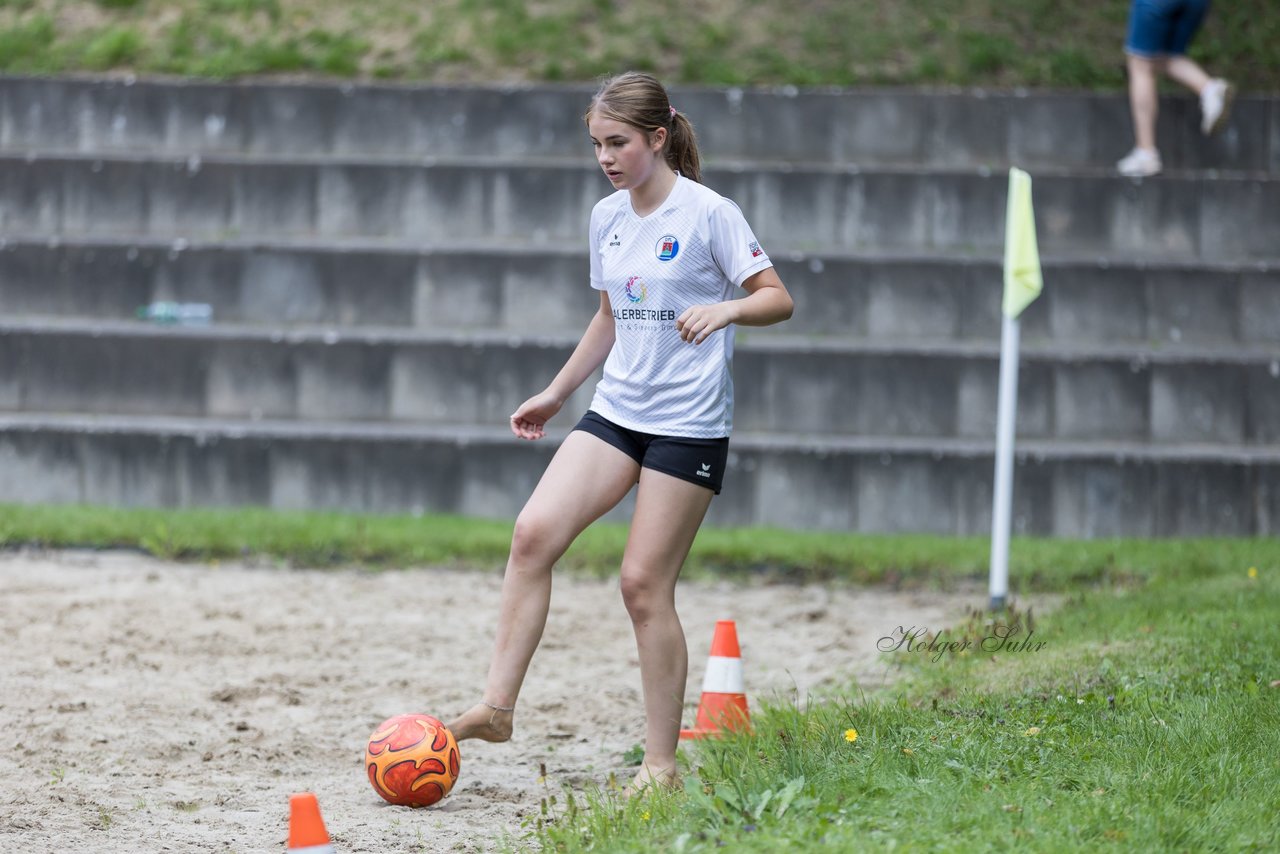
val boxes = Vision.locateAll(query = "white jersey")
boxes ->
[588,175,772,438]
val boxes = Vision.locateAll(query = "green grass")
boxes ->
[2,503,1278,848]
[0,0,1276,89]
[4,502,1278,591]
[534,561,1280,852]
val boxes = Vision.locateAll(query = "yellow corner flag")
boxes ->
[1002,168,1043,319]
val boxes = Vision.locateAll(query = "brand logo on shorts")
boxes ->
[696,463,712,478]
[656,235,679,261]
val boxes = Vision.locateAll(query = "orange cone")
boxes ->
[680,620,751,740]
[287,793,335,853]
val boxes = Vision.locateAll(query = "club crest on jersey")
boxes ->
[656,235,679,262]
[624,275,648,303]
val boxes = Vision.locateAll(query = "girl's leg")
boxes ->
[449,431,640,741]
[618,468,714,791]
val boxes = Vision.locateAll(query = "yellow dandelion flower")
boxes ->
[641,810,651,821]
[1024,726,1041,736]
[1248,567,1258,579]
[844,728,859,743]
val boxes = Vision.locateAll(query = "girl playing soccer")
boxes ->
[449,71,793,793]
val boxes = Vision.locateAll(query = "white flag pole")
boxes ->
[990,167,1041,612]
[989,312,1020,611]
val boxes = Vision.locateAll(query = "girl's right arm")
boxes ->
[510,291,616,440]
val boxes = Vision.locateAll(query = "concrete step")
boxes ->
[5,76,1276,541]
[2,237,1278,346]
[2,75,1274,174]
[0,237,597,336]
[3,320,1277,444]
[4,154,1277,259]
[0,412,1275,537]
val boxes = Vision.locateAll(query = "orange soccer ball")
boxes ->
[365,713,461,807]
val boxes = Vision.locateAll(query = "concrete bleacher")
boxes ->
[1,75,1276,536]
[3,156,1277,258]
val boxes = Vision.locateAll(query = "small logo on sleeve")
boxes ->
[749,241,764,258]
[656,235,680,261]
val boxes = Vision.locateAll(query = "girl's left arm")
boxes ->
[675,267,794,345]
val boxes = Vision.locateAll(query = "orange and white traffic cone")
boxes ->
[287,793,335,853]
[680,620,751,740]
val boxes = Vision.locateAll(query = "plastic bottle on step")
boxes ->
[136,301,213,325]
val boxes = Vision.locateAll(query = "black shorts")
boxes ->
[572,411,729,494]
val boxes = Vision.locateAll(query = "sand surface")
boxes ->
[0,549,977,852]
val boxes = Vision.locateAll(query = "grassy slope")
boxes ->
[1,0,1277,90]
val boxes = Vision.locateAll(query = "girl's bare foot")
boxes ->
[623,763,680,798]
[447,703,514,743]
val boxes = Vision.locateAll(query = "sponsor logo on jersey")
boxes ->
[624,275,648,303]
[749,240,764,258]
[656,235,680,261]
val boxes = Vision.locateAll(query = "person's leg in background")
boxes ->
[1162,0,1234,135]
[1123,53,1163,172]
[1165,55,1234,136]
[1119,0,1233,177]
[1118,0,1172,176]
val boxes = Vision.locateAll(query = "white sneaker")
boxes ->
[1200,78,1235,136]
[1117,147,1162,177]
